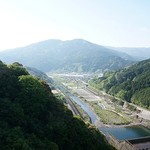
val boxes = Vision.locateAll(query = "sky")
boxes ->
[0,0,150,51]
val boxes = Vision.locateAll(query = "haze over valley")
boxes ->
[111,47,150,60]
[0,39,135,73]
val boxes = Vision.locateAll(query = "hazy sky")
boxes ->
[0,0,150,51]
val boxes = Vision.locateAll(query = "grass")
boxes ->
[89,102,131,125]
[66,82,77,87]
[97,110,130,125]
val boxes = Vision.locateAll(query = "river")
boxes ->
[70,96,97,124]
[53,78,150,141]
[53,79,99,124]
[70,95,150,141]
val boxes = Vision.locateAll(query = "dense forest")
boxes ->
[0,61,113,150]
[89,58,150,109]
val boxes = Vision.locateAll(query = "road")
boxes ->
[51,74,150,128]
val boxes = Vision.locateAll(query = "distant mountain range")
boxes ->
[0,39,135,73]
[109,47,150,60]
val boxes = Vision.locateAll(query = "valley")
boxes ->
[50,73,150,149]
[51,73,150,126]
[49,73,150,149]
[1,0,150,149]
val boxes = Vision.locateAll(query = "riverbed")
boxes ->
[52,76,150,142]
[69,93,150,141]
[70,96,97,124]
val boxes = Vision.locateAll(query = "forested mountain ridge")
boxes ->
[0,60,114,150]
[89,58,150,109]
[0,39,134,73]
[26,66,54,84]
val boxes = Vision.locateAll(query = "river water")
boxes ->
[54,80,150,141]
[70,96,97,124]
[99,126,150,141]
[69,94,150,141]
[53,80,98,124]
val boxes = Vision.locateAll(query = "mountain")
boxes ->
[26,66,54,84]
[0,39,134,73]
[0,61,114,150]
[89,58,150,109]
[109,47,150,60]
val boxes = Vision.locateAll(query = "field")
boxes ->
[51,74,150,127]
[88,101,131,125]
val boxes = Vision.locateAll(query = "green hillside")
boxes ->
[0,39,134,73]
[89,59,150,109]
[26,66,54,84]
[0,61,113,150]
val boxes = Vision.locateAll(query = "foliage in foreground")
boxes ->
[0,61,113,150]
